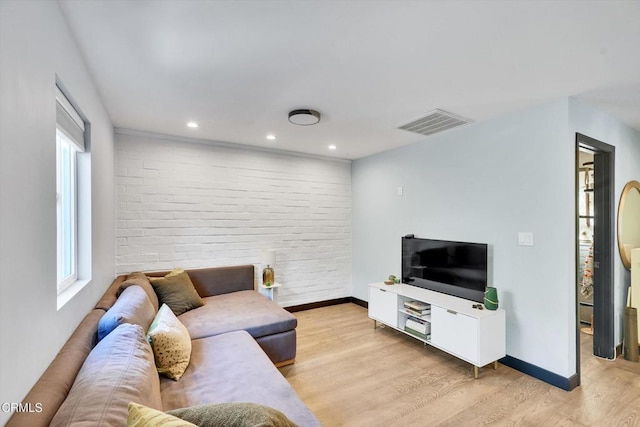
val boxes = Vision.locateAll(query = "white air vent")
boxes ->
[398,109,472,136]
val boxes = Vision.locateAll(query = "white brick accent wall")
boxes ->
[115,130,352,307]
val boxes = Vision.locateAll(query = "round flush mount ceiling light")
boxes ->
[288,109,321,126]
[186,121,199,128]
[266,134,276,140]
[328,144,337,150]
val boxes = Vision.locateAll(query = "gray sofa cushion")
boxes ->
[160,330,320,427]
[98,285,156,341]
[96,273,159,312]
[255,330,296,363]
[146,265,255,298]
[178,291,297,340]
[121,272,160,312]
[50,323,162,426]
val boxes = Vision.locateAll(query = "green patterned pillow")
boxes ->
[147,304,192,380]
[128,402,197,426]
[168,402,298,427]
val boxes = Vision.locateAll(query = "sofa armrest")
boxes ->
[6,309,103,427]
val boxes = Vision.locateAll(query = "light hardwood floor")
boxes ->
[279,303,640,427]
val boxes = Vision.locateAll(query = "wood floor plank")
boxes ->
[281,304,640,427]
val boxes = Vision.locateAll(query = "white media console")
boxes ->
[368,282,506,378]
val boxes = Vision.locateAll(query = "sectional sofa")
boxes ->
[7,265,321,426]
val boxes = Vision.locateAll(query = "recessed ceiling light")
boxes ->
[186,121,199,128]
[328,144,337,150]
[266,134,276,140]
[288,109,321,126]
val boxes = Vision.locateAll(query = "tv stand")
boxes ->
[368,282,506,378]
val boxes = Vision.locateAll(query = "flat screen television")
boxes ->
[402,236,488,303]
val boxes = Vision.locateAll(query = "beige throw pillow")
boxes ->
[147,304,192,380]
[128,402,197,427]
[166,268,185,278]
[148,269,204,316]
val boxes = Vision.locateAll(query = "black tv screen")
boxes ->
[402,236,488,303]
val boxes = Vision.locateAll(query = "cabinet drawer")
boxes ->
[369,286,398,328]
[431,305,478,363]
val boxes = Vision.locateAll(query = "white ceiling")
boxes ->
[58,0,640,160]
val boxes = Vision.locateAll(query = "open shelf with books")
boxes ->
[399,298,431,341]
[398,309,431,322]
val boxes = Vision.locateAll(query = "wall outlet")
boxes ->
[518,232,534,246]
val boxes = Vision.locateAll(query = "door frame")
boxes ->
[575,133,615,386]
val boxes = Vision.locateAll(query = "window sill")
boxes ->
[57,278,91,311]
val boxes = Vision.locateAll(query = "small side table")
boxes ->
[259,282,281,303]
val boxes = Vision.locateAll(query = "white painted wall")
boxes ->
[352,98,640,379]
[115,130,352,307]
[0,1,115,422]
[353,99,574,376]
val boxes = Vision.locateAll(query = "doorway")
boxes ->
[577,148,594,337]
[575,133,615,386]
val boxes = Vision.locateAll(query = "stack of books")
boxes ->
[403,300,431,339]
[405,317,430,339]
[404,300,431,318]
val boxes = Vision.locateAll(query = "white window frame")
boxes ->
[56,129,79,292]
[55,85,86,295]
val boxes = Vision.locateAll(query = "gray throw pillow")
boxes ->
[148,270,204,316]
[167,402,298,427]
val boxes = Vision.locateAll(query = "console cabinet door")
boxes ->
[369,286,398,328]
[431,305,478,363]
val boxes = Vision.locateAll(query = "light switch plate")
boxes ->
[518,232,534,246]
[397,186,404,196]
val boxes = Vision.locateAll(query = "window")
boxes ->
[56,86,86,294]
[56,129,78,288]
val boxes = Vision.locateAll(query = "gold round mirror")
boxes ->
[617,180,640,269]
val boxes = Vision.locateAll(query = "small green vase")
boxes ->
[484,287,498,310]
